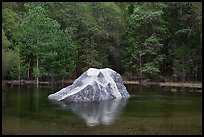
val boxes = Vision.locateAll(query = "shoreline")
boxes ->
[123,81,202,89]
[2,80,202,89]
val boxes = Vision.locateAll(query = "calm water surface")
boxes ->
[2,84,202,135]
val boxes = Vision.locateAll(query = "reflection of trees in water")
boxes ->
[16,86,40,113]
[56,98,128,127]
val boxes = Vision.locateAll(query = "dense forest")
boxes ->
[2,2,202,84]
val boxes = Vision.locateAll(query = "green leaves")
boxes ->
[13,3,77,80]
[141,63,160,76]
[2,2,202,81]
[143,34,163,55]
[2,8,17,36]
[2,49,19,79]
[33,66,45,78]
[2,29,10,49]
[124,3,166,78]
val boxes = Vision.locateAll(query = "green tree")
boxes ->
[14,3,77,86]
[2,2,202,83]
[123,2,166,80]
[41,2,125,75]
[90,2,125,72]
[162,2,202,81]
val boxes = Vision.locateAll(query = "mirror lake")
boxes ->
[2,84,202,135]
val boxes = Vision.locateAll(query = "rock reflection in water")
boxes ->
[55,98,128,127]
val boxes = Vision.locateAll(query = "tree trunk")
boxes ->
[61,77,64,87]
[36,57,39,88]
[52,76,54,85]
[182,69,186,82]
[18,75,21,85]
[139,53,142,82]
[18,45,21,85]
[51,69,54,85]
[116,35,120,72]
[27,58,31,80]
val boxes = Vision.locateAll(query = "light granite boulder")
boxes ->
[48,68,130,102]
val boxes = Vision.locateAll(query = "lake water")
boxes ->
[2,84,202,135]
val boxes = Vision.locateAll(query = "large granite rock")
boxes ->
[48,68,130,102]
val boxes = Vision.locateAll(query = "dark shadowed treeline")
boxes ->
[2,2,202,83]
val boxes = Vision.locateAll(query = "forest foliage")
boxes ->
[2,2,202,82]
